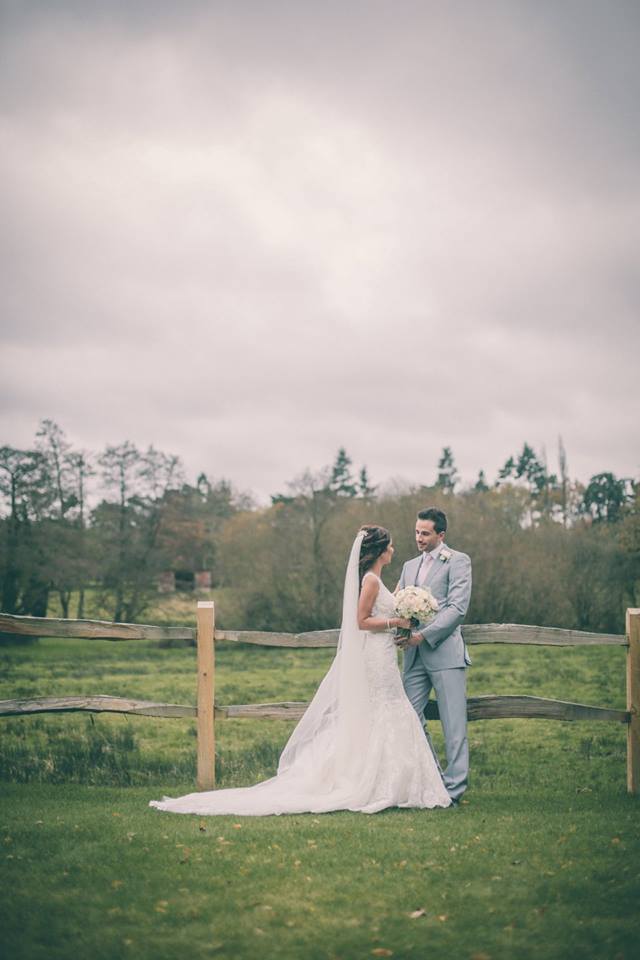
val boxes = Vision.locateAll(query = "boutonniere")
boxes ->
[440,548,452,563]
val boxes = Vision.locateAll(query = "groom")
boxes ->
[397,507,472,803]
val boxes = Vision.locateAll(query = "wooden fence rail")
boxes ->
[0,612,627,647]
[0,606,638,795]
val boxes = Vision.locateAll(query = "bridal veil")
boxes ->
[150,531,375,814]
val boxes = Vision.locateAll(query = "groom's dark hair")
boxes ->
[417,507,447,534]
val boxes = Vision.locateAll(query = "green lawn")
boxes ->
[1,630,638,960]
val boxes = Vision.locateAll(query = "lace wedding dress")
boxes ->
[150,534,451,816]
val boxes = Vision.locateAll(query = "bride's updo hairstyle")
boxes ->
[358,524,391,585]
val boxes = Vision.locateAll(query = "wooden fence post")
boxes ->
[627,608,640,795]
[196,601,215,791]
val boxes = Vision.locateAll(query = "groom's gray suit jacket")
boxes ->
[398,546,472,671]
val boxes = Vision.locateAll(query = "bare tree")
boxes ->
[0,446,48,617]
[94,443,183,621]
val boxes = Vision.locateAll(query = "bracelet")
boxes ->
[386,619,391,630]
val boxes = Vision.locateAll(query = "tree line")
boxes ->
[1,422,638,635]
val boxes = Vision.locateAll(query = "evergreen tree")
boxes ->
[328,448,358,498]
[436,447,458,492]
[358,466,376,498]
[498,456,515,482]
[499,443,558,521]
[474,469,489,492]
[583,472,630,523]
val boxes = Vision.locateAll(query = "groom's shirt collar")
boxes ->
[428,542,444,561]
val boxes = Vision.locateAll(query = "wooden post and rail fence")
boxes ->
[0,605,638,796]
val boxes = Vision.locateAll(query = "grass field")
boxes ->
[1,620,638,960]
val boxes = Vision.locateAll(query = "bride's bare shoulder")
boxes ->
[360,571,381,594]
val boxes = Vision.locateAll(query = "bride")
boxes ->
[150,525,451,815]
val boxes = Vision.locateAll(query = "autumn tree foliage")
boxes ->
[0,425,637,634]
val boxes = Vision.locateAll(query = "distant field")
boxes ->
[1,620,638,960]
[45,586,250,629]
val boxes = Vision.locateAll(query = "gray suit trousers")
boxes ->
[403,658,469,802]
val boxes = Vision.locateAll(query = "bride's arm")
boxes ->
[357,575,411,632]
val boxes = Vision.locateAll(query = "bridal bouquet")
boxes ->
[394,586,439,640]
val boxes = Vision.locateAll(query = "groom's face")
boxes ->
[415,519,445,554]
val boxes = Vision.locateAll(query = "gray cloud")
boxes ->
[1,1,639,500]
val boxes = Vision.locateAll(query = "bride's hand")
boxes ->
[394,617,412,630]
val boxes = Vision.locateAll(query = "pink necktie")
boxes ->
[419,553,432,586]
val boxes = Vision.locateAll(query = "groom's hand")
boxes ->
[394,630,423,649]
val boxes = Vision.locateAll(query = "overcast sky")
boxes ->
[1,0,639,501]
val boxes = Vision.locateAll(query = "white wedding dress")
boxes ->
[150,534,451,816]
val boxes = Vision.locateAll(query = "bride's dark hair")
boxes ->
[358,524,391,585]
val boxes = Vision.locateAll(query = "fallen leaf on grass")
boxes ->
[470,953,492,960]
[611,837,621,845]
[111,880,123,890]
[233,823,242,829]
[155,900,169,914]
[371,950,393,957]
[199,821,207,833]
[408,909,426,919]
[180,847,191,864]
[437,915,448,922]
